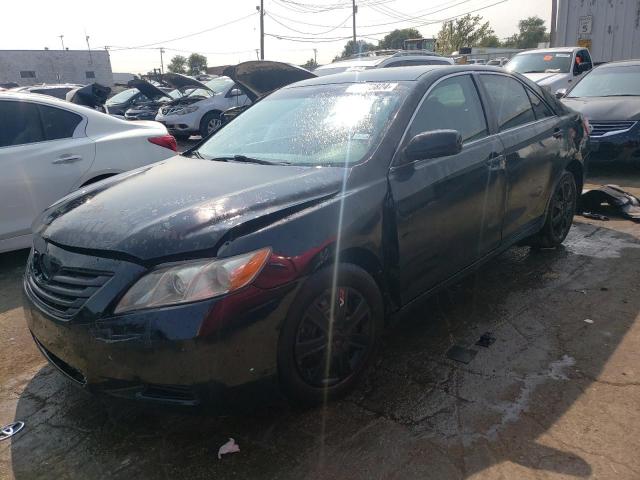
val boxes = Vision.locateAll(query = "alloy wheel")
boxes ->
[550,176,576,239]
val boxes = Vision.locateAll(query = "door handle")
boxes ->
[52,154,82,165]
[486,154,505,171]
[553,128,563,139]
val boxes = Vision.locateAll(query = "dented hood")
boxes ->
[127,79,172,101]
[35,157,343,261]
[161,73,211,91]
[223,61,316,102]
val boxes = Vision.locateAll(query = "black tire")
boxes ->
[526,171,577,249]
[199,111,222,137]
[173,134,191,141]
[278,264,384,405]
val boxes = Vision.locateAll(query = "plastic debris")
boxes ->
[584,319,594,324]
[218,438,240,459]
[581,211,609,221]
[0,421,25,441]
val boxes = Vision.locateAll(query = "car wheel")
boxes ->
[199,112,222,137]
[527,171,577,249]
[278,264,384,404]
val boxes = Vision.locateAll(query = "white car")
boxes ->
[155,75,250,139]
[0,92,177,253]
[314,51,454,77]
[506,47,593,93]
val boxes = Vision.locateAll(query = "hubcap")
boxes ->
[207,117,221,133]
[294,287,373,387]
[551,177,575,239]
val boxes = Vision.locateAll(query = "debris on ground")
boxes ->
[0,421,25,441]
[218,438,240,459]
[581,185,640,222]
[581,211,609,221]
[475,332,496,348]
[446,345,478,364]
[584,319,594,324]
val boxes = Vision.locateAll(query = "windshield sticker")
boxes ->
[346,82,398,94]
[555,53,571,57]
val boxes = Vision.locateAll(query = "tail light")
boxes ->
[148,134,177,152]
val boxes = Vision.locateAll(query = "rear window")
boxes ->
[506,52,573,74]
[38,104,82,140]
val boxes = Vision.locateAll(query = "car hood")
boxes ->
[522,72,568,85]
[161,73,211,91]
[223,61,316,102]
[127,79,171,101]
[562,96,640,121]
[35,157,344,261]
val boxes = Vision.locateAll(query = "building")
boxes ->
[553,0,640,63]
[0,49,113,87]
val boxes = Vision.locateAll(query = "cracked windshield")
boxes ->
[1,1,639,479]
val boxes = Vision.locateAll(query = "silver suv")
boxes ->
[314,50,453,76]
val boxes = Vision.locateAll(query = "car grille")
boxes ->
[589,121,637,138]
[26,251,113,319]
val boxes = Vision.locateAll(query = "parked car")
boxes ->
[104,87,150,116]
[124,79,183,121]
[0,92,177,253]
[155,74,251,139]
[10,83,84,99]
[506,47,593,92]
[24,65,587,406]
[314,50,453,76]
[487,57,509,67]
[218,60,316,127]
[561,60,640,163]
[466,58,487,65]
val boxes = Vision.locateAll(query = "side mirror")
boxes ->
[229,88,243,97]
[555,88,568,99]
[403,130,462,163]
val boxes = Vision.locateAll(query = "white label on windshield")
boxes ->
[346,82,398,94]
[555,53,571,57]
[352,133,371,140]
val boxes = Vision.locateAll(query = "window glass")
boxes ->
[526,89,553,120]
[409,75,488,143]
[479,75,536,131]
[20,71,36,78]
[0,101,45,147]
[86,71,96,79]
[506,52,572,74]
[567,65,640,97]
[38,104,82,141]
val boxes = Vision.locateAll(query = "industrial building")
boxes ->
[0,49,113,87]
[552,0,640,63]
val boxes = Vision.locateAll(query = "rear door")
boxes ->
[388,73,507,303]
[0,100,95,242]
[477,73,564,239]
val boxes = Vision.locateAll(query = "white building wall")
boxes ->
[555,0,640,63]
[0,50,113,86]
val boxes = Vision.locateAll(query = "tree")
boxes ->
[339,39,376,59]
[167,55,187,74]
[436,14,495,54]
[513,16,549,48]
[379,28,422,50]
[478,34,501,48]
[187,53,208,76]
[301,58,318,70]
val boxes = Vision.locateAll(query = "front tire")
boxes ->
[526,171,577,248]
[278,264,384,405]
[199,112,222,137]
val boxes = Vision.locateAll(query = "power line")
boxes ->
[266,11,353,35]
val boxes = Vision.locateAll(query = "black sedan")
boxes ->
[561,60,640,163]
[24,66,587,406]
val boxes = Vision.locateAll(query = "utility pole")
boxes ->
[550,0,558,47]
[258,0,265,60]
[352,0,357,45]
[313,48,317,64]
[85,34,93,65]
[159,47,165,74]
[255,49,260,60]
[58,35,65,50]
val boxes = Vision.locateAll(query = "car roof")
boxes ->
[289,64,504,87]
[596,59,640,68]
[315,52,447,71]
[517,47,579,55]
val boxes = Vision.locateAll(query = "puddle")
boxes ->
[564,225,640,259]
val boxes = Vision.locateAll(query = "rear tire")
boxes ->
[525,171,577,249]
[278,264,384,405]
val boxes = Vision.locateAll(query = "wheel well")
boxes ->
[80,173,116,187]
[565,160,584,194]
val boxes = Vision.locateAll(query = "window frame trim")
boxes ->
[391,71,492,169]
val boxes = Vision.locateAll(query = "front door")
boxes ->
[388,74,507,304]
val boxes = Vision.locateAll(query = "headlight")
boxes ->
[114,248,271,314]
[176,105,199,115]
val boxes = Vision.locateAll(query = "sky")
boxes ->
[0,0,551,73]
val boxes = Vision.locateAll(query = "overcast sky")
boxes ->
[1,0,551,73]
